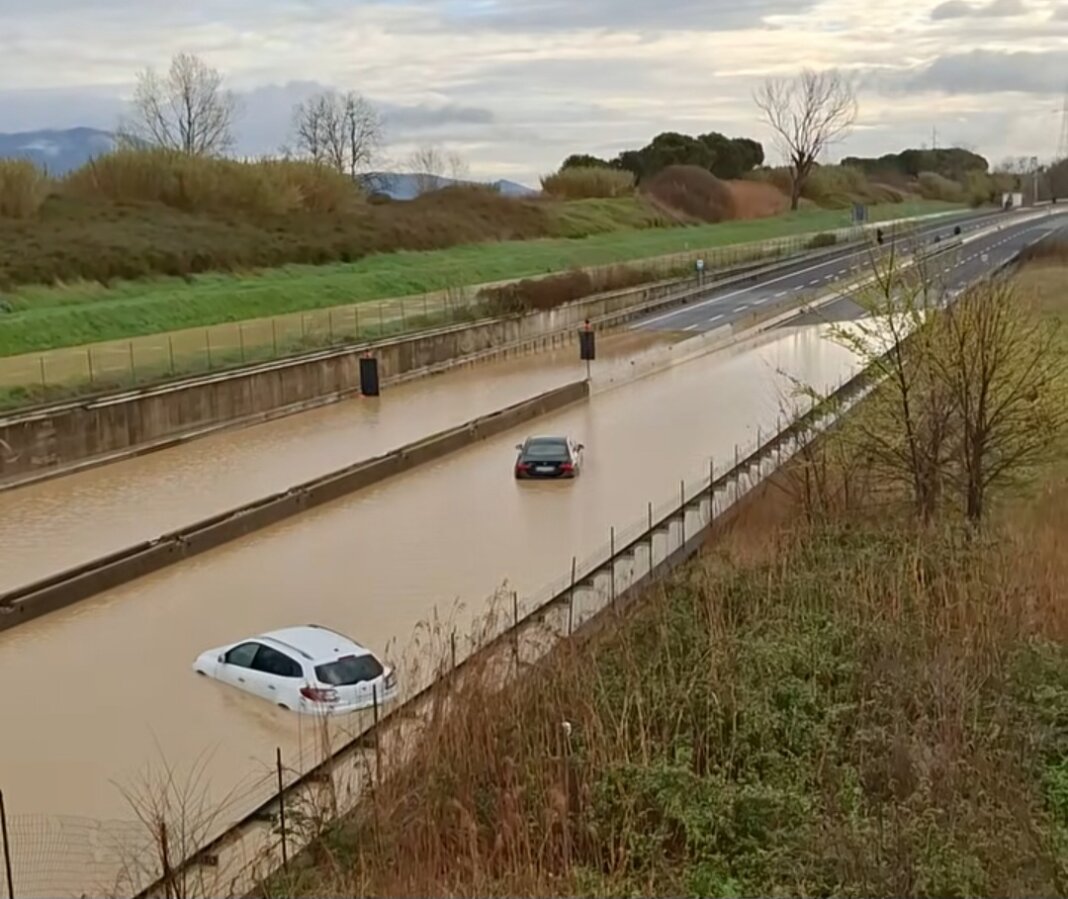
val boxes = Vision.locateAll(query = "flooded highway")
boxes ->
[0,321,860,846]
[0,330,674,592]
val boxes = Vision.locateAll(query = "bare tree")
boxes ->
[816,239,957,522]
[407,143,470,195]
[119,52,237,156]
[290,90,383,179]
[754,68,857,211]
[934,277,1068,523]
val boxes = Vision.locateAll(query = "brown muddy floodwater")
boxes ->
[0,323,858,891]
[0,331,675,592]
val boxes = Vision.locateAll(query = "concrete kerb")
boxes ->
[0,379,590,632]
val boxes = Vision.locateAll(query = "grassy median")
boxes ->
[0,200,957,358]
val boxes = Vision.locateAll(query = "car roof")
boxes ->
[255,625,371,663]
[526,435,570,444]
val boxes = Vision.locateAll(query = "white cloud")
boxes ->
[0,0,1065,181]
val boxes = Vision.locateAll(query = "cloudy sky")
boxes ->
[0,0,1065,183]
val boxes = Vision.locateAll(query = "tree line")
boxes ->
[559,131,766,183]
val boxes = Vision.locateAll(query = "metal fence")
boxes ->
[0,232,833,399]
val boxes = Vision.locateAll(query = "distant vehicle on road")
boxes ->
[194,625,397,715]
[514,436,584,479]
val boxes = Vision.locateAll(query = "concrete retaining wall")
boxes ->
[0,276,694,487]
[0,379,589,632]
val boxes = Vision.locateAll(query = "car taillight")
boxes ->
[385,671,396,689]
[516,462,531,473]
[560,463,574,473]
[300,686,338,703]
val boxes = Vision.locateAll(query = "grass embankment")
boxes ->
[272,255,1068,898]
[0,200,957,358]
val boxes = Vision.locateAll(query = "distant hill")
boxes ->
[362,172,539,200]
[0,127,115,174]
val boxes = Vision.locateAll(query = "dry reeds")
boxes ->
[61,149,362,217]
[541,167,635,200]
[0,159,50,219]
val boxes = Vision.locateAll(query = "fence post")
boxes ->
[423,294,429,319]
[1,788,14,899]
[168,336,176,376]
[680,480,687,545]
[400,299,407,331]
[328,309,335,343]
[372,685,382,786]
[276,748,288,872]
[568,557,577,636]
[128,341,136,381]
[205,330,213,370]
[272,319,279,355]
[378,303,385,336]
[450,630,457,673]
[38,356,46,390]
[160,820,173,899]
[647,501,654,576]
[610,527,616,606]
[512,591,520,664]
[87,348,95,384]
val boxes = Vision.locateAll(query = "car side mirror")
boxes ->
[515,444,523,451]
[218,655,225,664]
[577,444,585,451]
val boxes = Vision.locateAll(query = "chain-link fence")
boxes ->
[0,231,838,405]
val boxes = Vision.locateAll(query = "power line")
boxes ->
[1058,86,1068,161]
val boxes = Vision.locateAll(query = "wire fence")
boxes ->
[0,231,839,403]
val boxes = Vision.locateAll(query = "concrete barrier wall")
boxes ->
[0,276,693,487]
[0,379,589,632]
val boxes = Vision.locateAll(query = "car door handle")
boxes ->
[238,677,246,683]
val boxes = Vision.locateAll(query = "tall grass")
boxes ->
[61,149,362,216]
[917,171,966,203]
[0,160,51,219]
[275,506,1068,897]
[541,166,636,199]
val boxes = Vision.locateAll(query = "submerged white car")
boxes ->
[194,624,398,715]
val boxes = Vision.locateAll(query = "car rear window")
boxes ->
[315,654,384,686]
[524,441,569,461]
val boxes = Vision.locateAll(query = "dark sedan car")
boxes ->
[514,436,584,479]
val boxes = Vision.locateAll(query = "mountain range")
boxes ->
[0,127,538,198]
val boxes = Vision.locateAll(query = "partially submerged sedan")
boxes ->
[194,624,397,715]
[514,436,584,480]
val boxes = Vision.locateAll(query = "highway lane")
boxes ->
[783,213,1068,329]
[632,208,1024,334]
[0,209,994,594]
[0,331,679,592]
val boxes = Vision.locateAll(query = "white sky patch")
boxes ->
[0,0,1065,182]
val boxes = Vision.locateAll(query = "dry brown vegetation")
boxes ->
[0,159,49,219]
[641,165,738,224]
[259,257,1068,898]
[476,264,672,315]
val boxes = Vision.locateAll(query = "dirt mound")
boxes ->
[724,180,789,219]
[640,165,736,223]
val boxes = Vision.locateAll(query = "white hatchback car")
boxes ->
[193,625,398,715]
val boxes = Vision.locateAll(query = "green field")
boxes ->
[0,200,959,357]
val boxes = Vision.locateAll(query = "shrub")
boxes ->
[917,171,966,203]
[478,264,660,315]
[0,160,51,219]
[641,165,736,223]
[540,166,635,199]
[807,232,837,249]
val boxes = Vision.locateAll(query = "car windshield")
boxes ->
[523,440,569,461]
[315,654,384,686]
